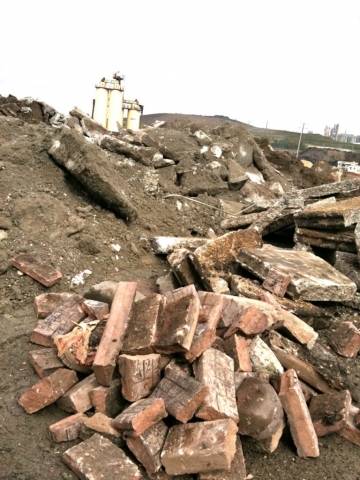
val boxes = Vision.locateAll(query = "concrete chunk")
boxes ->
[295,196,360,228]
[151,236,210,254]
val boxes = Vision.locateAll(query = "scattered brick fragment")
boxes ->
[34,292,78,318]
[118,353,161,402]
[28,348,64,378]
[224,335,252,372]
[197,291,225,329]
[49,413,87,442]
[90,379,126,418]
[57,373,99,413]
[112,398,167,436]
[198,438,247,480]
[81,299,109,319]
[184,323,217,363]
[262,268,291,297]
[223,305,270,339]
[331,321,360,358]
[309,390,351,436]
[11,253,62,287]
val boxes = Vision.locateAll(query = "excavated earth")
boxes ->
[1,100,360,480]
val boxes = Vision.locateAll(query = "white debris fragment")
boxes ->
[71,269,92,286]
[201,146,209,154]
[211,145,222,158]
[111,244,121,252]
[176,201,183,211]
[246,172,265,184]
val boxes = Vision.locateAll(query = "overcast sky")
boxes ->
[1,1,359,135]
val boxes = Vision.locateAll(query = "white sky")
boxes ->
[1,0,359,135]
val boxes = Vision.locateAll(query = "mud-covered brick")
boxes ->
[262,268,292,297]
[11,253,62,287]
[223,305,270,339]
[27,348,64,378]
[224,335,252,372]
[309,390,351,436]
[150,366,208,423]
[93,282,137,386]
[30,296,85,347]
[184,323,217,363]
[118,353,161,402]
[81,299,109,319]
[18,368,78,414]
[34,292,79,318]
[56,373,99,413]
[90,379,126,418]
[49,413,87,442]
[161,419,238,475]
[197,291,225,330]
[112,398,167,436]
[331,321,360,358]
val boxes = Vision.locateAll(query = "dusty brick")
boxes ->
[197,291,225,330]
[224,335,252,372]
[218,297,242,329]
[118,353,161,402]
[30,296,86,347]
[309,390,351,436]
[18,368,78,414]
[11,253,62,287]
[194,348,238,423]
[164,358,193,377]
[331,321,360,358]
[81,413,122,442]
[34,292,78,318]
[258,416,286,453]
[198,438,246,480]
[279,369,319,458]
[234,371,270,391]
[112,398,167,436]
[263,268,292,297]
[93,282,137,386]
[161,419,238,475]
[167,248,203,289]
[63,433,141,479]
[184,324,217,363]
[57,373,99,413]
[81,299,109,319]
[153,292,199,354]
[151,367,208,423]
[28,348,64,378]
[49,413,87,442]
[224,305,272,339]
[90,379,126,418]
[126,421,168,473]
[339,406,360,446]
[122,294,165,354]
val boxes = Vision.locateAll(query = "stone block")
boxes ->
[57,373,99,413]
[28,348,64,378]
[331,322,360,358]
[18,368,78,414]
[81,299,109,319]
[30,296,86,347]
[118,353,161,402]
[151,367,208,423]
[63,433,141,480]
[11,253,62,287]
[194,348,238,423]
[161,419,238,475]
[224,335,252,372]
[49,413,87,442]
[279,369,319,458]
[309,390,351,436]
[112,398,167,436]
[90,379,126,418]
[93,282,137,386]
[34,292,78,318]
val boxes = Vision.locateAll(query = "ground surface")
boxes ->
[1,114,360,480]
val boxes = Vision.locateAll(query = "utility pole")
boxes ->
[265,121,268,135]
[296,123,305,158]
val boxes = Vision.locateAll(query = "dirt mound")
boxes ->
[142,112,249,129]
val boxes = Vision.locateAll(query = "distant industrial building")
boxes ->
[324,124,360,143]
[337,161,360,174]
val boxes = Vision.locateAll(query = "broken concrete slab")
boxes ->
[81,117,108,139]
[294,227,356,253]
[100,135,157,166]
[220,211,263,230]
[226,159,248,191]
[294,197,360,228]
[238,245,357,301]
[11,253,62,287]
[332,251,360,290]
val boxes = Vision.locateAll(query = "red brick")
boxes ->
[126,421,168,474]
[118,353,161,402]
[34,292,78,318]
[223,305,271,338]
[63,433,141,479]
[18,368,78,414]
[184,324,217,363]
[28,348,64,378]
[197,291,225,330]
[161,419,238,475]
[331,321,360,358]
[194,348,238,423]
[112,398,167,436]
[198,438,246,480]
[49,413,87,442]
[90,379,126,418]
[81,413,122,442]
[339,406,360,446]
[279,369,319,458]
[258,416,286,453]
[57,373,99,413]
[151,367,208,423]
[93,282,137,386]
[30,296,86,347]
[11,253,62,287]
[81,299,109,319]
[164,358,192,377]
[262,268,291,297]
[167,249,203,289]
[309,390,351,436]
[224,335,252,372]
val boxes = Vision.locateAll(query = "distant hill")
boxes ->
[141,113,249,129]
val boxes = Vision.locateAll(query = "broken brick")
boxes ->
[28,348,64,378]
[339,406,360,446]
[331,321,360,358]
[309,390,351,436]
[224,335,252,372]
[90,379,126,418]
[197,291,225,330]
[11,253,62,287]
[34,292,78,318]
[30,296,86,347]
[80,413,122,443]
[81,299,109,319]
[223,305,270,339]
[93,281,137,386]
[112,398,167,436]
[184,323,217,363]
[49,413,87,442]
[262,268,291,297]
[151,366,208,423]
[198,438,247,480]
[167,248,203,289]
[18,368,78,414]
[57,373,99,413]
[161,419,238,475]
[118,353,161,402]
[258,416,286,453]
[279,369,319,458]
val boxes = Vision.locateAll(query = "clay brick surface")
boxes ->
[224,335,252,372]
[339,406,360,446]
[90,379,126,418]
[263,268,291,297]
[34,292,78,318]
[49,413,87,442]
[331,321,360,358]
[151,367,208,423]
[30,296,86,347]
[153,291,199,353]
[18,368,78,414]
[81,299,109,319]
[11,253,62,287]
[185,323,217,363]
[224,305,270,339]
[161,419,238,475]
[93,281,137,386]
[112,398,167,436]
[258,416,286,453]
[118,353,161,402]
[194,348,238,423]
[82,413,121,440]
[198,438,246,480]
[122,294,165,354]
[197,291,225,330]
[218,297,242,329]
[279,369,319,458]
[28,348,64,378]
[167,248,203,289]
[57,373,99,413]
[63,433,141,480]
[126,420,168,473]
[309,390,351,436]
